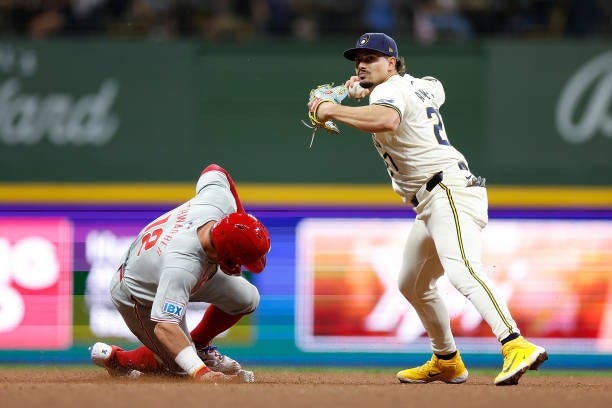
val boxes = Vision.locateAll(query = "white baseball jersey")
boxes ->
[120,170,236,324]
[368,74,520,354]
[369,74,467,201]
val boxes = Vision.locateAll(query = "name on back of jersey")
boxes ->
[414,88,434,103]
[156,202,192,255]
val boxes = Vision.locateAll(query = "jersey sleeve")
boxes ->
[150,264,197,324]
[369,80,405,121]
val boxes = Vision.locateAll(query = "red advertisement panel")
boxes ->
[296,219,612,353]
[0,218,72,349]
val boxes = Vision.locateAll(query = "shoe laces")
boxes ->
[414,355,441,375]
[201,345,224,361]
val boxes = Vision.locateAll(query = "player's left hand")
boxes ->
[301,83,348,148]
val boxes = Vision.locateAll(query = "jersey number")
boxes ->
[136,214,170,256]
[382,151,399,177]
[426,107,450,145]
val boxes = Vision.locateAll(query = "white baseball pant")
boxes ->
[398,164,519,354]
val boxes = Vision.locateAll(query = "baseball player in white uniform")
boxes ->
[309,33,547,386]
[89,164,270,382]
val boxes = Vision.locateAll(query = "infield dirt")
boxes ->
[1,368,610,408]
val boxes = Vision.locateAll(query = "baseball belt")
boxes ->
[410,161,485,207]
[411,172,443,207]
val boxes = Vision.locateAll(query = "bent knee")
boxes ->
[398,280,419,303]
[225,285,260,315]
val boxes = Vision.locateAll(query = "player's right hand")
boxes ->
[344,75,370,101]
[344,75,360,89]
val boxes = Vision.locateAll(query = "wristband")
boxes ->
[175,346,207,377]
[193,365,210,379]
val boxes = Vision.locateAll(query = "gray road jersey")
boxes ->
[369,74,467,200]
[120,170,237,323]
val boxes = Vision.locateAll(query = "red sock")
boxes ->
[190,305,246,348]
[116,346,163,373]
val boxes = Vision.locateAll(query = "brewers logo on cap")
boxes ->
[343,32,399,61]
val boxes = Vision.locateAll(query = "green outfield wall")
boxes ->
[0,38,610,185]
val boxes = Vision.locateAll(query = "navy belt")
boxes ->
[411,172,442,207]
[410,161,468,207]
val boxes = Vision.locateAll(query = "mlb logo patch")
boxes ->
[162,299,185,318]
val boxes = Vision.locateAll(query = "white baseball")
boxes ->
[348,82,367,98]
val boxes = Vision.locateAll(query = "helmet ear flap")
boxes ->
[220,258,241,275]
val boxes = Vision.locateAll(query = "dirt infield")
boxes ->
[1,368,611,408]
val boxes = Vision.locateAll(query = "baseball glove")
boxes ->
[302,83,348,148]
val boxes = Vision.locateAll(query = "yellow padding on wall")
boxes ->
[0,183,610,208]
[487,186,612,208]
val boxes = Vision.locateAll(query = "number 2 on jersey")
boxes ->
[426,107,450,145]
[136,214,170,256]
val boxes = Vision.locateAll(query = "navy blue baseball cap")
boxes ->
[343,33,398,61]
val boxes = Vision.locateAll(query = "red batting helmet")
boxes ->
[210,212,271,275]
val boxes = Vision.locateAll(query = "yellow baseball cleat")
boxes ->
[397,351,468,384]
[494,336,548,386]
